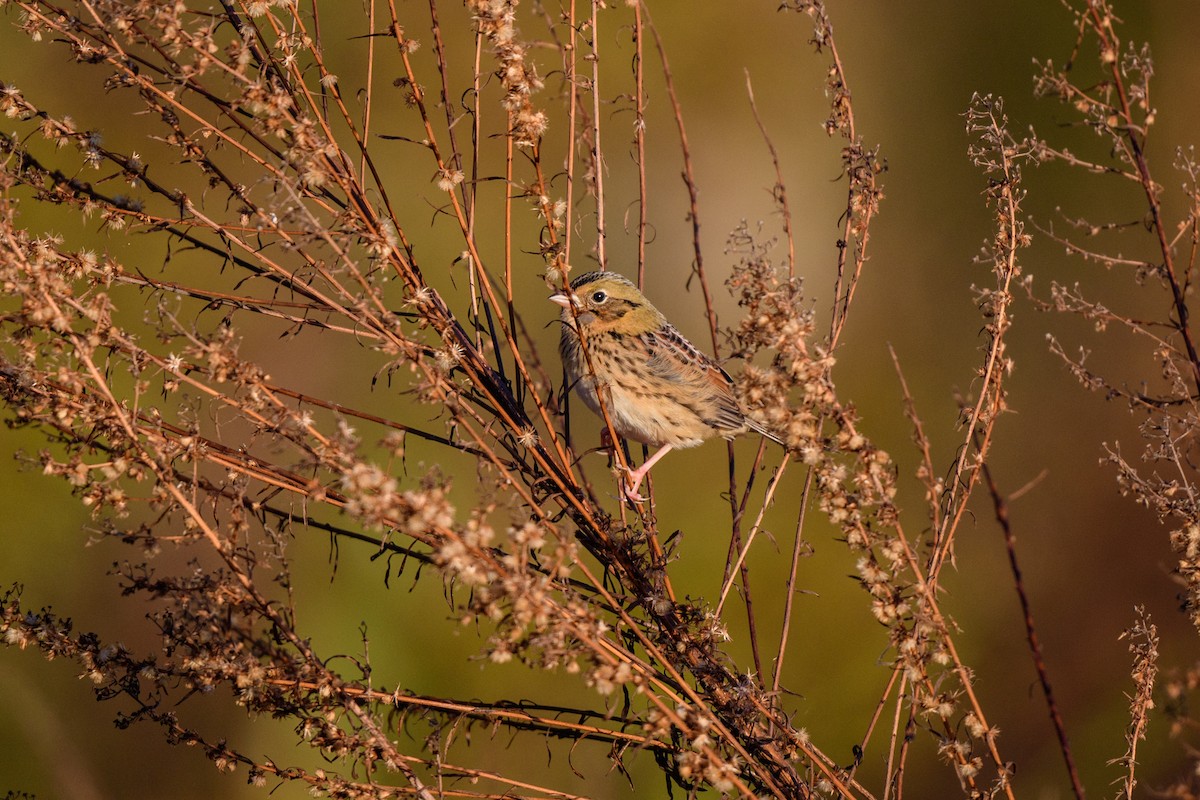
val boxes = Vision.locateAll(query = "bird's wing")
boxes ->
[643,324,751,436]
[643,323,785,445]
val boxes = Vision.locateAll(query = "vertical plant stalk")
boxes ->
[632,1,648,287]
[982,459,1085,800]
[1117,609,1159,800]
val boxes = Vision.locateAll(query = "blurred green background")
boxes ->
[4,1,1200,797]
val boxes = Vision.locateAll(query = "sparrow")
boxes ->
[552,270,781,501]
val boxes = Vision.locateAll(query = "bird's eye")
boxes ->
[591,290,608,304]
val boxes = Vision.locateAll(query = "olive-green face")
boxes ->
[560,272,659,332]
[575,276,634,317]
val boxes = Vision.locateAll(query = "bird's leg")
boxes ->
[620,444,674,502]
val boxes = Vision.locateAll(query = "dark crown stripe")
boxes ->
[569,270,634,290]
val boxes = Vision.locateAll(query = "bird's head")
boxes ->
[549,271,664,336]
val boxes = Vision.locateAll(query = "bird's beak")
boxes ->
[549,292,579,310]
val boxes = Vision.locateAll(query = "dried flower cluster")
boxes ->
[468,0,547,146]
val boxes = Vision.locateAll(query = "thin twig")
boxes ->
[981,454,1085,800]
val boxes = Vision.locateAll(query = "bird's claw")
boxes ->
[615,463,648,503]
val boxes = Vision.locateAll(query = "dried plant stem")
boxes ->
[589,0,606,270]
[770,465,816,695]
[642,5,720,353]
[717,455,791,617]
[1117,609,1159,800]
[931,95,1026,582]
[1083,4,1200,397]
[632,1,648,286]
[982,458,1085,800]
[745,69,797,277]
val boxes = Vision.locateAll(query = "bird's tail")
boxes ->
[746,416,786,448]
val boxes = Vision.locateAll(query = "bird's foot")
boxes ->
[616,463,649,503]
